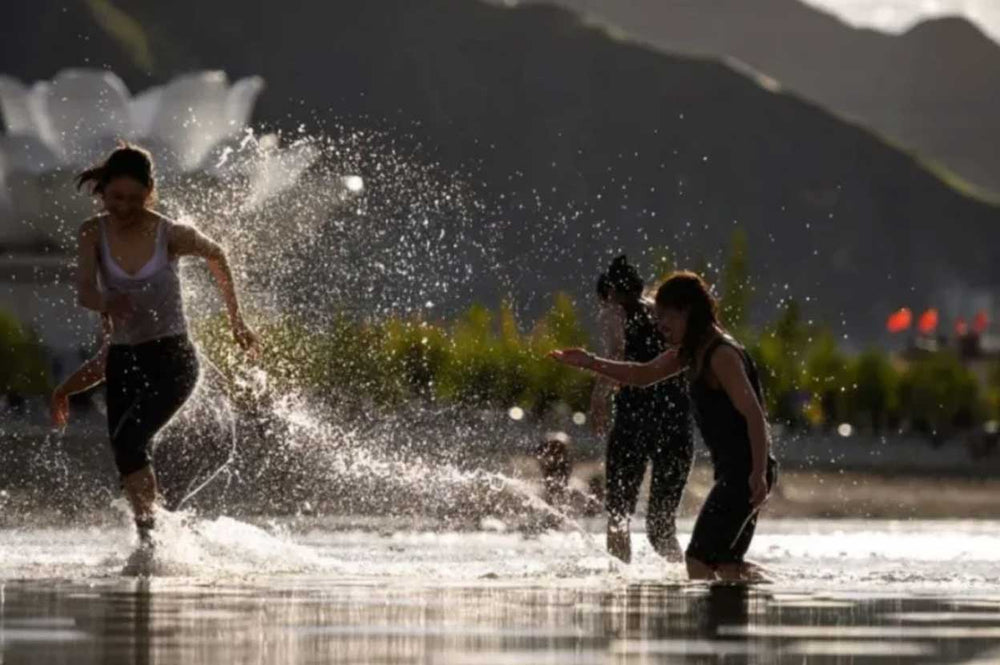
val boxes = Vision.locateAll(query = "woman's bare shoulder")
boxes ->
[77,216,102,240]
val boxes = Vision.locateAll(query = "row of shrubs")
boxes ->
[194,295,595,419]
[3,290,997,439]
[194,294,1000,438]
[752,302,998,439]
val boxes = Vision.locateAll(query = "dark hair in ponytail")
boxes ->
[75,142,155,195]
[654,271,719,362]
[606,255,644,301]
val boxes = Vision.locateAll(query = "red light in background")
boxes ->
[973,310,989,334]
[918,308,939,335]
[886,308,912,333]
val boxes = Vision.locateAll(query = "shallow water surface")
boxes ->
[3,519,1000,663]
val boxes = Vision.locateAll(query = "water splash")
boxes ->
[4,114,597,563]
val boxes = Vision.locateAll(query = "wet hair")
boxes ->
[606,255,644,301]
[654,271,719,362]
[595,272,613,301]
[75,143,155,196]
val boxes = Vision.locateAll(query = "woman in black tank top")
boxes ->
[590,257,692,564]
[554,271,778,582]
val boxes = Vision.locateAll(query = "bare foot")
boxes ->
[714,560,772,583]
[685,556,717,581]
[607,520,631,564]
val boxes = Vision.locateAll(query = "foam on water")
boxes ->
[4,518,1000,593]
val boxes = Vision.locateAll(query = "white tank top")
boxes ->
[97,216,188,345]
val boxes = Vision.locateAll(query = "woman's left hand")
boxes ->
[549,348,593,369]
[232,318,260,358]
[749,471,769,508]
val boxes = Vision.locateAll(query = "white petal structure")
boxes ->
[0,75,36,135]
[128,85,164,140]
[0,69,267,247]
[0,68,265,175]
[42,69,134,164]
[144,71,264,171]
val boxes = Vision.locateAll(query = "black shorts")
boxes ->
[106,335,199,477]
[686,459,778,565]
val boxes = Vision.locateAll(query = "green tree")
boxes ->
[802,330,850,429]
[751,299,811,425]
[0,310,50,396]
[848,349,900,433]
[899,351,983,442]
[720,227,750,331]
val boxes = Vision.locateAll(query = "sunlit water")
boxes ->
[3,517,1000,663]
[6,73,1000,662]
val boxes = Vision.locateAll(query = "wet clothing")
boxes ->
[97,215,197,476]
[604,302,693,551]
[106,335,199,476]
[605,395,691,549]
[685,336,779,565]
[97,216,188,346]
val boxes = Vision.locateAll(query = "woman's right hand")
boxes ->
[50,388,69,429]
[232,317,260,358]
[548,348,594,369]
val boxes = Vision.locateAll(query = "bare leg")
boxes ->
[123,466,159,546]
[607,518,632,564]
[685,555,717,581]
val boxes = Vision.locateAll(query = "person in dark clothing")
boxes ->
[553,271,778,581]
[590,257,693,563]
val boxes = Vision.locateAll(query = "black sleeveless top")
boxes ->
[689,336,774,477]
[615,302,689,423]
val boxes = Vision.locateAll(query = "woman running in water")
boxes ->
[73,144,257,547]
[554,271,777,581]
[590,257,692,563]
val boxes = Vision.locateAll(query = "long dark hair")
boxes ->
[75,142,155,195]
[654,271,719,362]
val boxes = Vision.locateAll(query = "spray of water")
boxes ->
[6,123,609,571]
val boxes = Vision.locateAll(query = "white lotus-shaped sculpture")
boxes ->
[0,68,263,175]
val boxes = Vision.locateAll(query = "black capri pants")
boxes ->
[686,458,778,565]
[605,381,693,550]
[105,335,199,477]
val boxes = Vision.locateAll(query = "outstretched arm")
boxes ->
[169,222,258,352]
[51,316,111,428]
[551,347,683,387]
[711,346,771,506]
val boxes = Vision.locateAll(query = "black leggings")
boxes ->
[605,400,693,551]
[106,335,199,477]
[686,459,778,565]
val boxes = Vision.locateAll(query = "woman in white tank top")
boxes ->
[71,144,258,554]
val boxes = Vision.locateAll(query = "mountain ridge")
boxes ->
[0,0,997,343]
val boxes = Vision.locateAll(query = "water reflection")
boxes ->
[3,580,1000,663]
